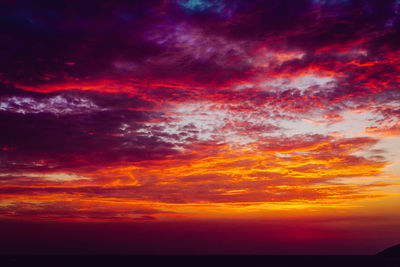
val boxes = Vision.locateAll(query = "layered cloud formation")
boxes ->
[0,0,399,224]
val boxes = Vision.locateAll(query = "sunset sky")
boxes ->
[1,0,400,254]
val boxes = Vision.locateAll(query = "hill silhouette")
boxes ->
[377,243,400,258]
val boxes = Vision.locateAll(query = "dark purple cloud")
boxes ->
[0,104,180,172]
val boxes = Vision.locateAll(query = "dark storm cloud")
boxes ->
[0,0,397,88]
[0,0,397,126]
[0,0,164,85]
[0,107,180,172]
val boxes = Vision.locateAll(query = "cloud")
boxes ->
[0,200,171,221]
[0,133,388,212]
[0,106,180,172]
[0,95,102,115]
[0,0,399,223]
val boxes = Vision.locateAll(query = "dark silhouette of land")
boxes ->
[377,243,400,258]
[0,255,386,267]
[2,244,400,267]
[0,255,393,267]
[377,243,400,267]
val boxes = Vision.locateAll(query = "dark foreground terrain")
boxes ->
[1,255,399,267]
[3,243,399,267]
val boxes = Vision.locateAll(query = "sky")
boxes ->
[0,0,400,254]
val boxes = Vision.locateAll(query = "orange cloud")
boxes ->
[0,134,391,221]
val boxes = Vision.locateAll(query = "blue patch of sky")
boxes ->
[178,0,215,12]
[177,0,233,17]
